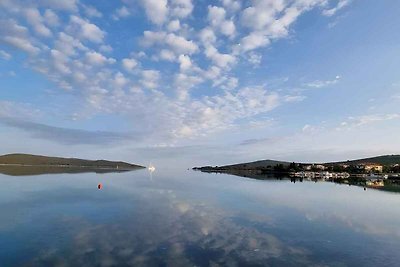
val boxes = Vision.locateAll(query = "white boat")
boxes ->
[148,165,156,173]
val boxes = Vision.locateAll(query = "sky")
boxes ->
[0,0,400,168]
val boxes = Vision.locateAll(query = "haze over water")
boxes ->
[1,169,399,266]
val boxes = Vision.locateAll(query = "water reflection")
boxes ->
[21,189,316,266]
[199,169,400,193]
[0,169,399,266]
[0,165,141,176]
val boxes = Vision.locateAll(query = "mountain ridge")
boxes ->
[0,153,145,169]
[194,155,400,170]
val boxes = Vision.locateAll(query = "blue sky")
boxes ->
[0,0,400,167]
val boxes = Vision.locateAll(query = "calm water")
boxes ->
[1,169,400,267]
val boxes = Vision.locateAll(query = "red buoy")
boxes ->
[98,183,102,190]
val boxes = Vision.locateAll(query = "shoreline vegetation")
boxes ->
[193,155,400,192]
[0,153,145,176]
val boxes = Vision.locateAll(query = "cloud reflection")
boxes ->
[24,188,317,266]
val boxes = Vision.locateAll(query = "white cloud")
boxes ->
[43,9,60,27]
[218,76,238,91]
[306,75,341,88]
[73,72,86,83]
[167,20,181,32]
[302,123,324,133]
[83,5,103,18]
[141,31,165,45]
[339,114,400,129]
[0,19,28,37]
[172,86,281,138]
[25,8,52,37]
[323,0,351,17]
[178,54,192,72]
[85,51,116,65]
[239,32,270,52]
[241,0,286,31]
[171,0,194,18]
[140,70,160,89]
[0,50,11,60]
[68,15,105,43]
[54,32,88,56]
[237,0,327,52]
[221,0,241,12]
[247,52,262,66]
[113,72,129,88]
[199,27,217,45]
[0,0,358,147]
[199,22,236,69]
[159,49,176,61]
[284,95,306,103]
[3,36,40,55]
[99,44,113,53]
[0,100,42,119]
[165,33,199,55]
[208,6,236,37]
[302,124,313,132]
[112,6,130,20]
[203,65,221,80]
[50,49,71,74]
[267,6,301,38]
[174,73,204,100]
[0,19,40,55]
[221,20,236,36]
[140,0,168,25]
[40,0,78,11]
[208,6,226,25]
[204,45,236,69]
[122,58,138,72]
[142,31,199,56]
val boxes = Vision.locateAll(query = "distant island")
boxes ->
[0,153,145,176]
[193,155,400,191]
[193,155,400,174]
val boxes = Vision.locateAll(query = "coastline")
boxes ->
[0,163,145,170]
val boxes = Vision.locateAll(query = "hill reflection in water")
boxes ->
[198,169,400,193]
[0,165,141,176]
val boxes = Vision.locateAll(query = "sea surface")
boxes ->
[1,168,400,266]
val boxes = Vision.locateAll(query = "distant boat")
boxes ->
[148,164,155,173]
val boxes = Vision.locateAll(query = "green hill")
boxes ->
[193,159,290,171]
[194,155,400,171]
[332,155,400,166]
[219,159,290,170]
[0,153,145,170]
